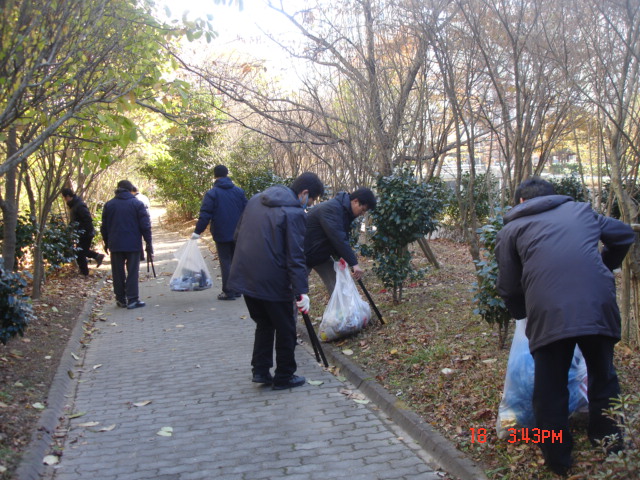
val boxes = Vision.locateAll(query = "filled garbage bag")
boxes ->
[169,239,213,291]
[496,318,589,439]
[319,259,370,342]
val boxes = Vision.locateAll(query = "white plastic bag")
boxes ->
[319,259,370,342]
[496,318,589,439]
[169,239,213,292]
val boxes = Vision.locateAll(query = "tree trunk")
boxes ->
[1,128,19,271]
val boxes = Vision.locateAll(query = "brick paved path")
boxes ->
[42,218,447,480]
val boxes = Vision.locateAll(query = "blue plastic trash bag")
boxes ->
[496,318,588,439]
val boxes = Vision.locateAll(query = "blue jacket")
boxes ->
[228,185,308,302]
[495,195,635,353]
[101,189,152,252]
[304,192,358,267]
[194,177,247,243]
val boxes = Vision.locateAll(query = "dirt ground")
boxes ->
[1,236,639,480]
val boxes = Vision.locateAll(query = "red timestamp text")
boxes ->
[469,427,563,444]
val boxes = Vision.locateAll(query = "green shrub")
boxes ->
[592,394,640,479]
[443,172,500,227]
[41,215,80,270]
[548,174,590,202]
[0,214,38,269]
[361,168,445,303]
[0,258,34,345]
[472,207,512,348]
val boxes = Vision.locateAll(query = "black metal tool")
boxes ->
[357,278,385,325]
[147,255,156,278]
[301,311,329,368]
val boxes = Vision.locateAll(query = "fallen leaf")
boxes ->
[176,324,185,328]
[43,455,59,465]
[342,349,354,356]
[482,358,497,364]
[78,421,100,428]
[68,412,87,419]
[156,426,173,437]
[98,424,116,432]
[71,352,80,360]
[441,368,455,375]
[32,402,45,410]
[133,400,152,407]
[307,380,324,386]
[92,364,102,370]
[390,348,398,355]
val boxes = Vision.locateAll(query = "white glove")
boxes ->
[296,294,310,314]
[191,233,200,240]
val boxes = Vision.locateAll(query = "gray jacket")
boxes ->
[228,185,308,302]
[495,195,635,353]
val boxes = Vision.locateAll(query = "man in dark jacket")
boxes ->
[228,172,324,390]
[192,165,248,300]
[61,188,105,276]
[495,177,635,476]
[101,180,153,310]
[304,188,376,294]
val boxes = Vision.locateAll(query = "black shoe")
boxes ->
[116,300,127,308]
[234,293,242,298]
[127,300,146,309]
[252,373,273,384]
[217,292,236,301]
[272,375,306,390]
[547,463,569,477]
[95,254,105,268]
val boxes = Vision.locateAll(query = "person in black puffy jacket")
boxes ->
[304,188,376,294]
[495,177,635,476]
[61,188,104,276]
[193,165,247,300]
[101,180,152,310]
[228,172,324,391]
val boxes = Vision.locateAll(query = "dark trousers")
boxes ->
[76,234,100,275]
[215,241,236,295]
[244,295,297,383]
[110,251,141,304]
[532,335,621,468]
[312,258,337,295]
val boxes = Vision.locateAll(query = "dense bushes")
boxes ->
[0,258,34,345]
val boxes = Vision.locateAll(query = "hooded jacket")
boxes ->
[495,195,635,353]
[66,195,95,237]
[101,189,152,253]
[228,185,308,302]
[194,176,247,243]
[304,191,358,268]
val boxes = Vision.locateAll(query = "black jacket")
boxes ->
[194,177,247,243]
[228,185,308,302]
[66,195,95,237]
[495,195,635,353]
[304,192,358,268]
[101,189,152,253]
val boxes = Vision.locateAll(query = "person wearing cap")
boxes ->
[192,165,248,300]
[304,187,377,294]
[228,172,324,390]
[101,180,153,309]
[61,187,105,276]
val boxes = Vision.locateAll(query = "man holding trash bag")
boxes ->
[495,177,635,476]
[304,187,377,294]
[192,165,247,300]
[101,180,153,310]
[228,172,324,390]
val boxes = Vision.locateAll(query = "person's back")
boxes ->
[102,188,151,252]
[196,176,247,243]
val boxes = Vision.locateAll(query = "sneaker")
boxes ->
[95,254,105,268]
[127,300,146,309]
[252,373,273,385]
[234,292,242,298]
[116,300,127,308]
[272,375,306,390]
[217,292,236,301]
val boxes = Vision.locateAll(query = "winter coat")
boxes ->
[228,185,308,302]
[304,192,358,268]
[101,189,152,253]
[495,195,635,353]
[194,177,248,243]
[66,195,95,238]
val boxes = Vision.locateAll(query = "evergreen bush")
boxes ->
[0,257,34,345]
